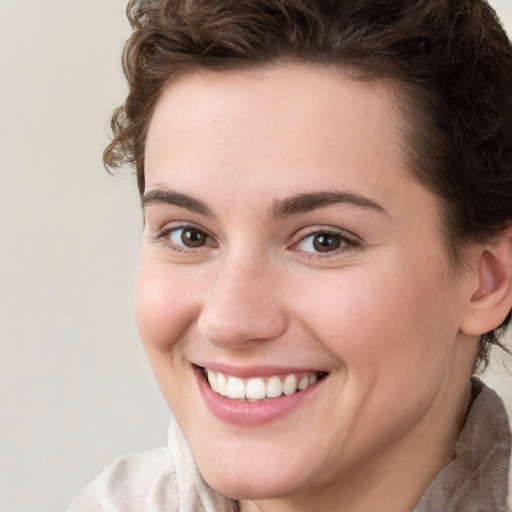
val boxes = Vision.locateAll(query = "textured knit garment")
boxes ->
[67,380,511,512]
[414,379,511,512]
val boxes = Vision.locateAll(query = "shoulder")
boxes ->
[508,402,512,512]
[415,380,512,512]
[66,447,179,512]
[66,420,238,512]
[466,381,511,512]
[477,384,512,511]
[483,381,512,511]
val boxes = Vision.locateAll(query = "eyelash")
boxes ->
[151,224,359,257]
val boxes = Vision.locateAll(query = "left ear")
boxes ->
[460,228,512,336]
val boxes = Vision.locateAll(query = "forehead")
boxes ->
[145,64,410,187]
[144,64,440,229]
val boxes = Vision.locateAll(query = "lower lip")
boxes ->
[194,366,326,426]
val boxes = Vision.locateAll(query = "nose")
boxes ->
[197,254,288,349]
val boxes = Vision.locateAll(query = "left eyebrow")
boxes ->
[269,191,388,220]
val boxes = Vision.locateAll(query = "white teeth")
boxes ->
[246,378,266,400]
[207,370,218,391]
[266,376,282,398]
[217,372,227,396]
[204,368,323,401]
[227,376,245,399]
[282,374,297,395]
[298,376,309,390]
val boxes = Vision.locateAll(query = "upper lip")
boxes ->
[192,362,329,379]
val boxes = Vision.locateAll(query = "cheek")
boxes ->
[135,259,197,351]
[135,260,201,412]
[297,260,456,374]
[295,266,461,446]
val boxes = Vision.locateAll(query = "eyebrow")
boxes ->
[141,188,387,219]
[142,189,213,217]
[269,191,387,219]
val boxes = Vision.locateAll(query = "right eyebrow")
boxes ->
[141,189,214,217]
[269,190,388,219]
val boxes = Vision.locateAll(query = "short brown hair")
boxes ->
[105,0,512,369]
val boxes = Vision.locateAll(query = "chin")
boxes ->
[191,438,320,502]
[201,465,304,502]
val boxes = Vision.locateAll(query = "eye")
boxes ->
[152,224,216,253]
[294,230,355,254]
[169,227,209,248]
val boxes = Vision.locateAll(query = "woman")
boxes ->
[68,0,512,510]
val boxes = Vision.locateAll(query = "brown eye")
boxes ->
[294,230,352,255]
[312,233,342,252]
[180,228,208,247]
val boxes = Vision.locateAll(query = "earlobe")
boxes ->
[461,229,512,336]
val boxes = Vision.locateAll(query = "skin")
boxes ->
[137,64,485,512]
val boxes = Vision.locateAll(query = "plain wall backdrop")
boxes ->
[0,1,511,511]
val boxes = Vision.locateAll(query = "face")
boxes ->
[138,65,477,506]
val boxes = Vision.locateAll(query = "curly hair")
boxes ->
[104,0,512,370]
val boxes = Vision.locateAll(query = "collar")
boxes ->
[414,379,511,512]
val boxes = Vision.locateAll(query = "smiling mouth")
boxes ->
[200,367,328,402]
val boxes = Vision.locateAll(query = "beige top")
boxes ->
[67,380,511,512]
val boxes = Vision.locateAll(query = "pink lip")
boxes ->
[193,365,327,426]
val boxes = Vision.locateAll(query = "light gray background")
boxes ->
[0,1,511,511]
